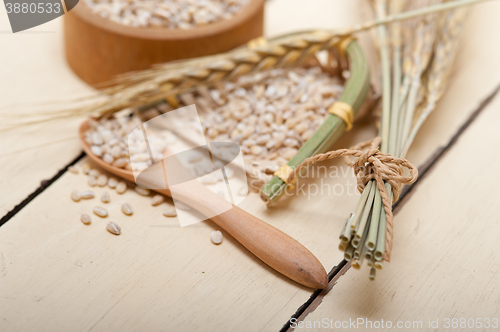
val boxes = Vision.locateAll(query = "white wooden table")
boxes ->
[1,1,499,331]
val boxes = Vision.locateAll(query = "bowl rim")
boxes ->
[69,0,265,40]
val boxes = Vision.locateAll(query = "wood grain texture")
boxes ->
[295,87,500,332]
[0,17,92,219]
[64,0,264,86]
[0,156,355,332]
[79,120,328,289]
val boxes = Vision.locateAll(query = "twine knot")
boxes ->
[287,137,418,261]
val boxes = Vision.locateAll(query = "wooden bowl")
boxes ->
[64,0,265,87]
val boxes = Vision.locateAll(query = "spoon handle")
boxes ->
[159,180,328,289]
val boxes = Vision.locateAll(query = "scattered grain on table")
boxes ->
[163,207,177,217]
[97,174,108,187]
[151,194,164,206]
[121,203,134,216]
[82,163,91,175]
[116,181,127,194]
[80,213,92,225]
[71,190,81,202]
[93,206,108,218]
[134,186,150,196]
[68,165,79,174]
[88,176,97,187]
[101,191,110,203]
[108,177,118,189]
[80,190,95,199]
[211,230,223,244]
[89,169,100,178]
[106,222,121,235]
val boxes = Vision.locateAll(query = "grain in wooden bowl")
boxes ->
[83,0,250,29]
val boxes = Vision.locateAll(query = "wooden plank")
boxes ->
[294,86,500,332]
[0,16,93,218]
[0,156,353,332]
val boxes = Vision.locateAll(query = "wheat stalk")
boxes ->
[0,0,489,132]
[403,7,468,152]
[341,0,470,279]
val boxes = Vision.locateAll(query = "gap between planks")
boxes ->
[280,80,500,332]
[0,152,85,228]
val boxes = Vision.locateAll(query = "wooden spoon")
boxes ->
[79,120,328,289]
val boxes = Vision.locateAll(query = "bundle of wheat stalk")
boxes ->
[337,0,469,279]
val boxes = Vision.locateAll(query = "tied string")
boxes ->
[287,137,418,261]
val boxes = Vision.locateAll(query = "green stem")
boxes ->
[366,187,382,251]
[352,183,376,247]
[354,212,371,260]
[260,40,370,204]
[399,76,420,156]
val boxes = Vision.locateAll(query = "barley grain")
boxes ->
[89,169,100,178]
[175,201,191,211]
[113,158,129,168]
[116,181,127,194]
[93,206,108,218]
[69,190,80,202]
[80,190,95,199]
[97,174,108,187]
[163,207,177,217]
[108,177,118,189]
[88,176,97,187]
[121,203,134,215]
[80,213,92,225]
[101,191,110,203]
[134,186,150,196]
[68,165,79,174]
[83,0,249,30]
[151,194,164,206]
[106,222,121,235]
[82,163,92,175]
[199,174,217,184]
[102,154,114,164]
[211,231,223,244]
[237,186,248,196]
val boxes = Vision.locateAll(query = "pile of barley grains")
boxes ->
[200,67,342,163]
[85,66,344,190]
[83,0,250,29]
[195,66,343,188]
[84,115,168,173]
